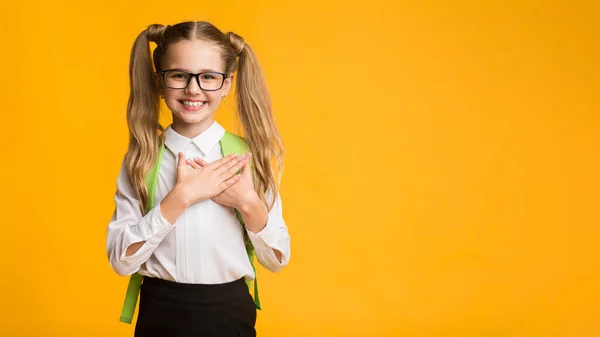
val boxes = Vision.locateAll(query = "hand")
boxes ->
[175,152,247,205]
[187,153,259,210]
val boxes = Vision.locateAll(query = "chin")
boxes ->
[173,109,215,125]
[177,114,212,125]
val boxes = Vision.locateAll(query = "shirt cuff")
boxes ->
[246,218,281,248]
[119,206,174,261]
[144,205,175,244]
[245,209,290,272]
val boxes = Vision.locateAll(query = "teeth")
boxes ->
[183,101,204,107]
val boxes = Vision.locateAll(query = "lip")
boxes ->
[179,100,206,111]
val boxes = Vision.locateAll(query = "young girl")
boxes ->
[106,21,291,337]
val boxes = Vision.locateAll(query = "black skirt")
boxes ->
[134,276,257,337]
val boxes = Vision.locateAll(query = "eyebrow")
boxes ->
[165,67,223,73]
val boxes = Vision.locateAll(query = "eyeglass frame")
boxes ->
[158,69,228,91]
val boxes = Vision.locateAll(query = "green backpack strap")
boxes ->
[220,131,262,310]
[119,143,165,324]
[119,131,262,324]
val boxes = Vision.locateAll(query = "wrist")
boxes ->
[172,184,193,208]
[239,195,268,233]
[239,194,263,215]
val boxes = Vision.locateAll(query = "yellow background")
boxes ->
[1,0,599,336]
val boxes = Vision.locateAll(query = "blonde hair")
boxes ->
[124,21,284,214]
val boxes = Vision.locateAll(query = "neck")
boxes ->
[171,118,214,139]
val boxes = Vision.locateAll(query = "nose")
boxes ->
[185,75,202,95]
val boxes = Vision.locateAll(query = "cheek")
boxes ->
[205,91,223,102]
[164,90,178,101]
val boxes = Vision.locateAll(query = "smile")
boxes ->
[181,100,205,107]
[179,100,207,111]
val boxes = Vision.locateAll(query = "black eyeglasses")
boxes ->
[159,69,228,91]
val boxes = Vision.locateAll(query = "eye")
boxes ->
[201,74,217,80]
[166,71,189,80]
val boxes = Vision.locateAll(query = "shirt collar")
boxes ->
[164,121,226,156]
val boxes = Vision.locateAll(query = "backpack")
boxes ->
[119,131,261,324]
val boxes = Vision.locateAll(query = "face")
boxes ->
[155,39,232,134]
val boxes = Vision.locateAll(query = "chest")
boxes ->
[153,143,241,232]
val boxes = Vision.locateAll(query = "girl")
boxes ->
[106,21,291,337]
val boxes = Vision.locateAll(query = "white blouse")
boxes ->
[106,121,291,284]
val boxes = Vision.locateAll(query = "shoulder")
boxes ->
[222,131,249,152]
[223,131,246,142]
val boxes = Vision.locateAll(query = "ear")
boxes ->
[221,73,234,94]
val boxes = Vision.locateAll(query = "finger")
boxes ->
[219,155,247,178]
[177,152,186,169]
[215,154,245,174]
[208,153,239,170]
[186,159,201,169]
[193,157,209,167]
[242,154,252,179]
[219,173,242,191]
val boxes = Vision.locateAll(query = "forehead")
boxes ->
[162,39,223,72]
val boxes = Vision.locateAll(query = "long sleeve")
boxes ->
[245,192,291,273]
[106,160,175,276]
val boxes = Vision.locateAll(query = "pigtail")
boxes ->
[122,21,284,213]
[227,32,284,211]
[124,24,166,214]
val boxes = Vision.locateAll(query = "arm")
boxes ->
[122,186,190,256]
[240,192,291,272]
[106,160,187,276]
